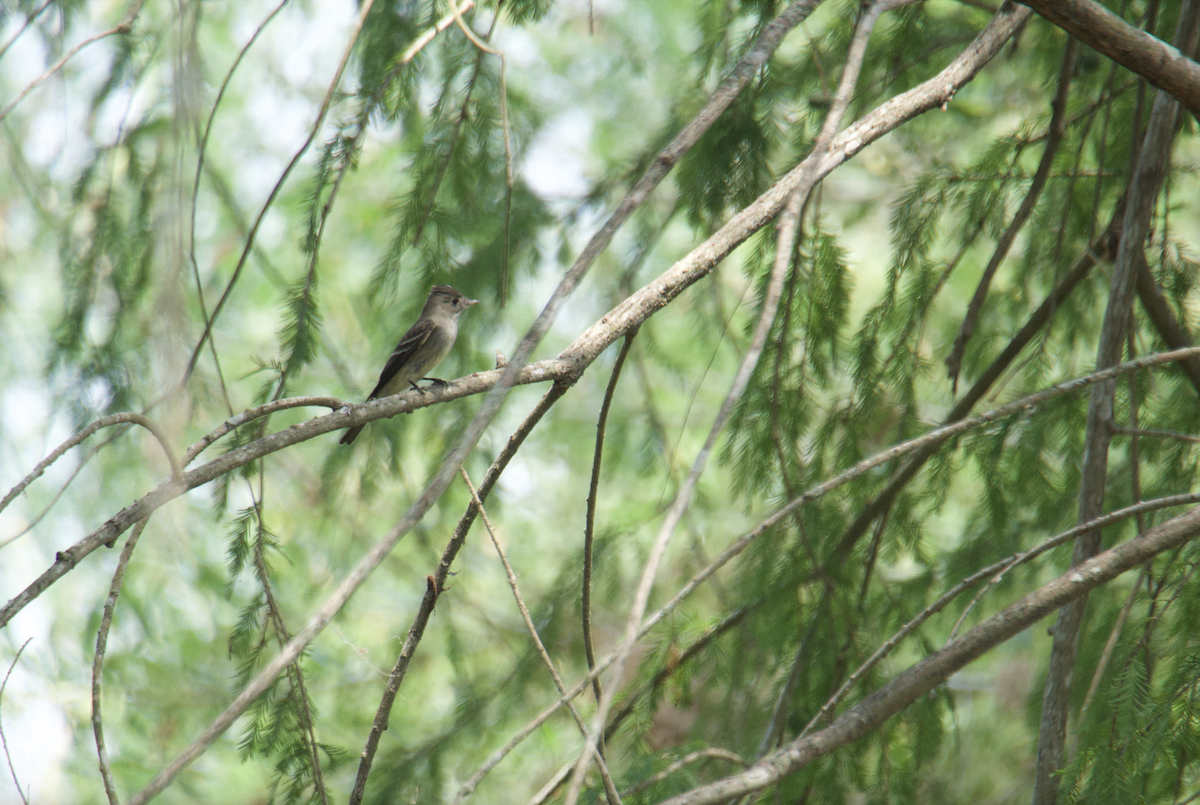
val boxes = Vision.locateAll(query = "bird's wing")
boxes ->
[367,319,436,399]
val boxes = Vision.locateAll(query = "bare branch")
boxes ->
[0,0,54,63]
[401,0,477,63]
[618,749,747,799]
[350,383,570,805]
[181,0,379,383]
[1032,4,1200,799]
[945,37,1078,388]
[0,638,33,805]
[1019,0,1200,117]
[460,468,622,805]
[584,329,639,709]
[92,516,149,805]
[657,505,1200,805]
[803,493,1200,739]
[1112,426,1200,444]
[1,411,181,520]
[0,0,145,125]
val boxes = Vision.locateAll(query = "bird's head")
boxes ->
[425,285,479,319]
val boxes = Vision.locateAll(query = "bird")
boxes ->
[340,285,478,445]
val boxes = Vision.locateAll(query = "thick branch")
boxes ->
[1019,0,1200,118]
[658,505,1200,805]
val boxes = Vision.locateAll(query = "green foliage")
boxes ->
[6,0,1200,802]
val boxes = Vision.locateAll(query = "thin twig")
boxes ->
[181,0,378,383]
[945,37,1079,387]
[1,411,181,519]
[459,468,622,805]
[0,638,33,805]
[92,516,149,805]
[0,0,54,63]
[1112,426,1200,444]
[0,0,145,125]
[188,0,291,354]
[400,0,477,63]
[583,330,639,708]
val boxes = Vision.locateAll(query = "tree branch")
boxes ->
[658,504,1200,805]
[1019,0,1200,118]
[945,37,1078,388]
[0,0,145,125]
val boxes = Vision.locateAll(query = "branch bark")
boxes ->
[657,504,1200,805]
[1019,0,1200,118]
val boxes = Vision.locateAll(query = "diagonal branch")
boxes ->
[945,37,1078,388]
[656,504,1200,805]
[0,0,145,125]
[1019,0,1200,117]
[349,382,571,805]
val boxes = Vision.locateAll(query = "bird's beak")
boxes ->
[464,297,480,307]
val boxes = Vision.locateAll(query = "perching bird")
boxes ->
[340,285,478,445]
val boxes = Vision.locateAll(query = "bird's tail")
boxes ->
[340,424,364,445]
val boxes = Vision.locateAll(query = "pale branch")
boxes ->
[1032,2,1200,799]
[459,468,622,805]
[556,2,1035,369]
[92,516,149,805]
[803,493,1200,739]
[181,0,378,382]
[0,638,32,805]
[945,37,1078,387]
[0,0,55,63]
[400,0,477,63]
[1019,0,1200,118]
[562,4,906,800]
[1,411,181,518]
[0,0,145,125]
[182,396,346,466]
[657,505,1200,805]
[349,383,570,805]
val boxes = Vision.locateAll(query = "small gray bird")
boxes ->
[340,285,478,445]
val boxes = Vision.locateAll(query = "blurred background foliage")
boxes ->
[1,0,1200,802]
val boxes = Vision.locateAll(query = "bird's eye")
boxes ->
[452,298,459,306]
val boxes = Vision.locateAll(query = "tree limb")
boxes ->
[657,504,1200,805]
[1019,0,1200,118]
